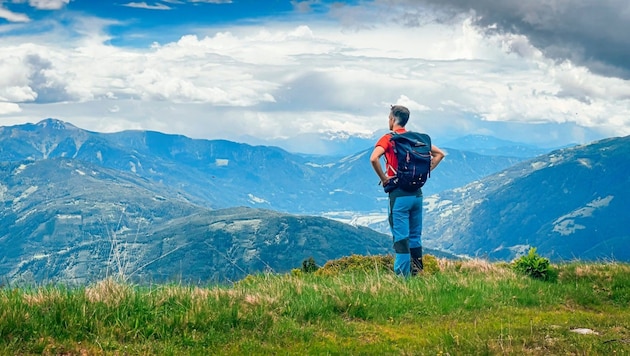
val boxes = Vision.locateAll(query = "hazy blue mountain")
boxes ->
[241,131,559,159]
[313,147,525,214]
[422,136,630,262]
[0,119,525,214]
[1,120,330,212]
[6,119,622,285]
[238,131,376,157]
[0,157,399,285]
[442,134,569,158]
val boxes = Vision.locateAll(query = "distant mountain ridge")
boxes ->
[2,119,473,285]
[441,134,569,158]
[422,136,630,262]
[239,131,562,158]
[3,119,625,285]
[237,130,376,157]
[0,119,526,213]
[0,156,402,284]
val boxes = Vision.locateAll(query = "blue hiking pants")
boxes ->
[388,192,423,276]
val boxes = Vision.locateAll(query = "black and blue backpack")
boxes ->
[385,131,432,193]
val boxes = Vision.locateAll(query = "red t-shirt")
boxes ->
[375,128,406,177]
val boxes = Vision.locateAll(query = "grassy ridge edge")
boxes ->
[1,256,629,355]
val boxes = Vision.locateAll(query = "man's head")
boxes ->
[389,105,410,130]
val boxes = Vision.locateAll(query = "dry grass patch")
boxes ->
[441,258,516,277]
[571,262,630,278]
[84,277,132,306]
[22,288,65,306]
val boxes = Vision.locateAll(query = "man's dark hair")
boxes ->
[391,105,410,127]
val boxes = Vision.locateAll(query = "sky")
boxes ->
[1,0,629,153]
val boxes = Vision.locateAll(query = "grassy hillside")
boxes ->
[1,255,629,355]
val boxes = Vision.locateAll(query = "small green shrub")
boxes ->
[423,254,440,275]
[512,248,558,282]
[301,257,320,273]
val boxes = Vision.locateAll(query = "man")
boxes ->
[370,105,445,276]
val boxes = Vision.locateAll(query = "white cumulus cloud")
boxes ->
[122,2,172,10]
[0,1,628,153]
[28,0,70,10]
[0,6,30,22]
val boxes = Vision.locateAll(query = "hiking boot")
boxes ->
[410,247,423,276]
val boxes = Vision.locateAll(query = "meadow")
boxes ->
[1,254,629,355]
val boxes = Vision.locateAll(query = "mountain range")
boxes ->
[441,134,568,158]
[240,131,564,158]
[422,136,630,262]
[2,119,472,285]
[0,157,394,284]
[0,119,524,214]
[1,118,627,284]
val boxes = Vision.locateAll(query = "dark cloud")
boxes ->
[408,0,630,79]
[26,55,76,103]
[264,70,381,115]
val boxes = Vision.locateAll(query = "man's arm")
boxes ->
[430,145,445,171]
[370,146,390,185]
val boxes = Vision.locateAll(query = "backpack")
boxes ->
[387,131,432,192]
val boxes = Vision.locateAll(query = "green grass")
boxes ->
[1,256,629,355]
